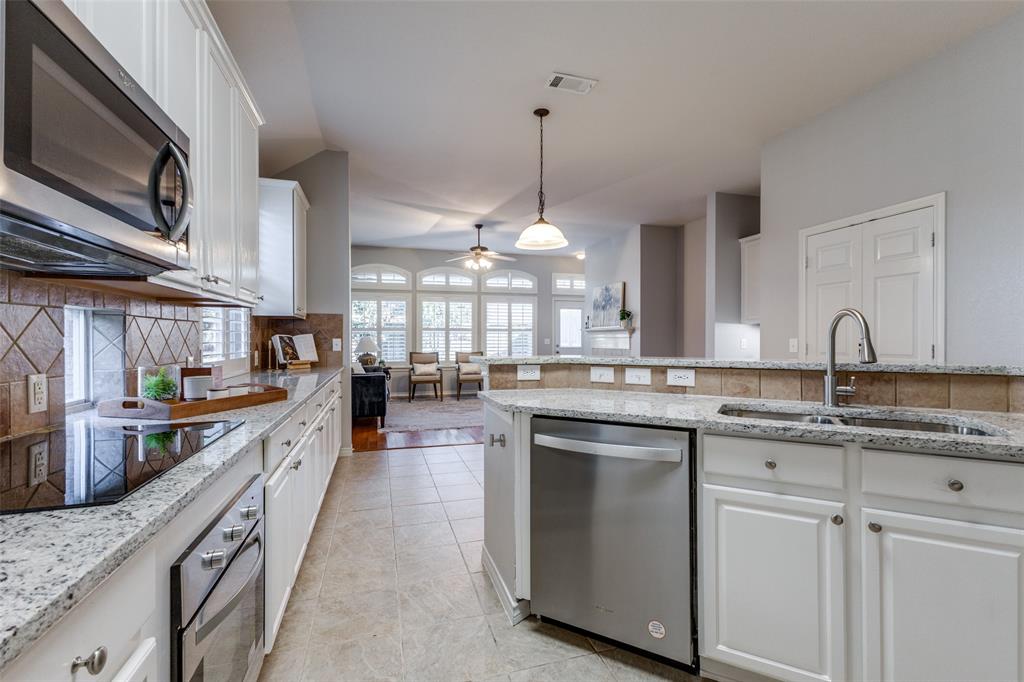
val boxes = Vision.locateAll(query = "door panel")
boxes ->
[203,44,235,294]
[554,300,583,355]
[805,228,861,361]
[862,508,1024,682]
[703,485,846,682]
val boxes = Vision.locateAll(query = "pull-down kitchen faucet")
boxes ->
[824,308,877,407]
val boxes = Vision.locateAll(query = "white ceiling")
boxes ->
[209,0,1020,254]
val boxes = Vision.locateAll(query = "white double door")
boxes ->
[804,206,939,363]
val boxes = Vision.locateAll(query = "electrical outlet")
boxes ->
[666,369,696,387]
[517,365,541,381]
[789,338,799,353]
[28,441,48,486]
[332,338,342,352]
[624,368,651,385]
[28,374,47,414]
[590,366,615,384]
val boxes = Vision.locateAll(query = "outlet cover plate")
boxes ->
[590,366,615,384]
[332,338,342,352]
[667,369,696,387]
[624,367,651,385]
[28,442,48,486]
[28,374,47,413]
[517,365,541,381]
[789,338,799,353]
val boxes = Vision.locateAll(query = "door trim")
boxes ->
[797,192,945,362]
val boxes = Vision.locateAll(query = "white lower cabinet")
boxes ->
[110,637,157,682]
[861,508,1024,682]
[264,450,297,651]
[702,484,846,682]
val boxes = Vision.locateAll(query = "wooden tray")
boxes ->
[97,383,288,420]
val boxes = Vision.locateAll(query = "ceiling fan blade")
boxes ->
[490,254,517,261]
[446,255,472,262]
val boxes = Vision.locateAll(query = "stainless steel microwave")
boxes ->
[0,0,193,277]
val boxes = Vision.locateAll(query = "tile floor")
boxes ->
[259,444,696,681]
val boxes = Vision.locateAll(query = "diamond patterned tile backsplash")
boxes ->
[0,271,203,439]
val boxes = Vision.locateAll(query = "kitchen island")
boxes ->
[0,366,344,679]
[480,387,1024,682]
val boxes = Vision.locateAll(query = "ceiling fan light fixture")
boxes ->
[517,108,568,251]
[516,217,569,250]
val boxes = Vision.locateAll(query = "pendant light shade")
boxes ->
[516,108,568,250]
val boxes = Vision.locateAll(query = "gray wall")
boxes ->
[275,151,351,316]
[681,218,707,357]
[639,225,684,357]
[760,10,1024,364]
[705,192,760,358]
[584,227,642,355]
[351,245,583,361]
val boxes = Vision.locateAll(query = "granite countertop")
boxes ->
[471,355,1024,376]
[0,366,343,670]
[480,388,1024,462]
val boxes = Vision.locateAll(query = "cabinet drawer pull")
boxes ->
[299,421,307,427]
[764,458,777,470]
[489,433,506,448]
[71,646,107,676]
[291,459,303,470]
[831,514,844,526]
[316,403,323,409]
[282,439,292,448]
[947,478,965,492]
[317,425,325,432]
[868,522,883,534]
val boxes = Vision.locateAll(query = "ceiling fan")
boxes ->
[446,224,516,270]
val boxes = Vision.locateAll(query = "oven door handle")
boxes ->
[196,528,263,643]
[148,141,194,243]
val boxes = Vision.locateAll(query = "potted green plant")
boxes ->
[142,367,178,401]
[619,308,633,329]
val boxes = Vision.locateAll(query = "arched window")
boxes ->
[416,267,477,291]
[482,270,537,293]
[351,264,412,290]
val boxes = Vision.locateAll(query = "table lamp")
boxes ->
[355,336,380,367]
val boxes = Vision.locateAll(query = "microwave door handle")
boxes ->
[195,529,263,643]
[147,142,193,243]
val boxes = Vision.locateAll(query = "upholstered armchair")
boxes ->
[455,351,483,400]
[351,366,389,426]
[408,351,443,401]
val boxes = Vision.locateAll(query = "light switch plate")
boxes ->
[789,338,799,353]
[28,374,47,414]
[28,442,48,487]
[667,369,696,387]
[332,338,342,352]
[517,365,541,381]
[590,366,615,384]
[624,367,651,385]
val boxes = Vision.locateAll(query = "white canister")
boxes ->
[228,385,248,397]
[182,375,213,400]
[207,387,231,400]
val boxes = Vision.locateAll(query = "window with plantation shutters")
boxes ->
[351,264,411,290]
[418,296,475,361]
[483,270,537,293]
[201,307,250,364]
[417,267,477,291]
[553,273,585,293]
[351,294,410,362]
[483,296,536,357]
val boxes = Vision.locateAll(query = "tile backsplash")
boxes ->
[253,313,344,368]
[0,271,201,439]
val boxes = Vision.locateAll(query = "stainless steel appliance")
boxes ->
[0,0,193,277]
[0,419,243,515]
[531,418,696,668]
[172,475,265,682]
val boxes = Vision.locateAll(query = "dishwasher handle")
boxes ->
[534,433,683,463]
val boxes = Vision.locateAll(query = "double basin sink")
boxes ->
[719,407,999,437]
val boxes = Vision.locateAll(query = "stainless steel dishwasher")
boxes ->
[531,417,696,668]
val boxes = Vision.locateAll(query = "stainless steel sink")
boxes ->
[718,408,997,436]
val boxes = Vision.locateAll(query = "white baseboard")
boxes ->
[339,446,353,458]
[481,544,530,625]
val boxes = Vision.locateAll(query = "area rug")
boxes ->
[380,396,484,433]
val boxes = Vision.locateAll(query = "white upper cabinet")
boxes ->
[236,100,261,303]
[66,0,153,91]
[739,234,760,325]
[255,179,309,318]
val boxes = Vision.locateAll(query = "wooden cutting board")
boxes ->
[97,383,288,420]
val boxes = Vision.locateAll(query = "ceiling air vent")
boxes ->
[546,72,597,95]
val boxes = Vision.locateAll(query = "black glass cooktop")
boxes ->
[0,420,243,515]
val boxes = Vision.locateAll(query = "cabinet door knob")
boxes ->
[258,295,265,301]
[71,646,107,675]
[947,479,964,492]
[764,458,777,470]
[282,439,292,448]
[291,458,303,470]
[831,514,844,526]
[299,421,307,427]
[868,522,883,534]
[317,425,324,432]
[489,433,506,448]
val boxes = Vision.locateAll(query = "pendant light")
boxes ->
[516,108,569,250]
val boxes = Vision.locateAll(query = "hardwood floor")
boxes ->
[352,417,483,451]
